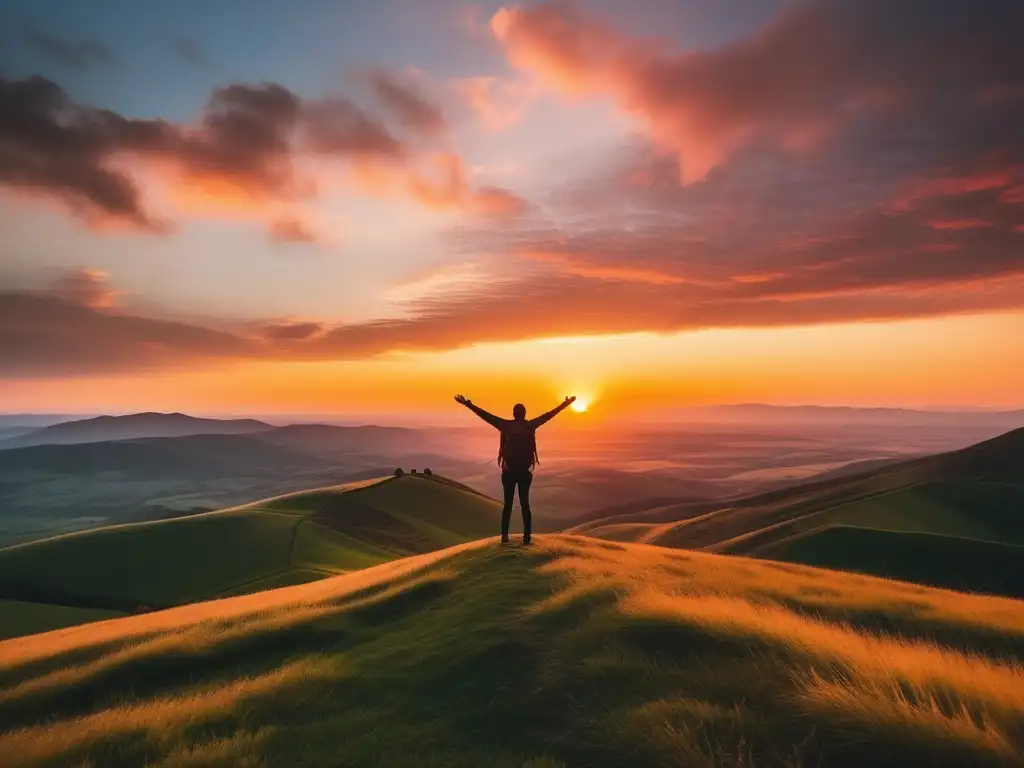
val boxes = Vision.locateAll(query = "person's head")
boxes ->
[512,403,527,420]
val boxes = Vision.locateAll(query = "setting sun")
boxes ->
[571,397,591,413]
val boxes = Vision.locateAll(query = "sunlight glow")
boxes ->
[571,397,591,413]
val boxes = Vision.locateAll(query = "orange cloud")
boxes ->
[407,152,526,218]
[49,267,118,309]
[526,251,687,284]
[455,76,536,130]
[894,168,1021,212]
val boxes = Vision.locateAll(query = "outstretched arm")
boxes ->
[454,395,507,430]
[529,396,576,428]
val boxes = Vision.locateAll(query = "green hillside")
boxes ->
[573,428,1024,595]
[0,474,500,639]
[0,600,125,641]
[757,525,1024,597]
[1,536,1022,767]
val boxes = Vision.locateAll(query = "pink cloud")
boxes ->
[894,168,1021,212]
[454,76,536,130]
[267,215,322,245]
[491,1,1024,182]
[927,218,994,231]
[1000,184,1024,204]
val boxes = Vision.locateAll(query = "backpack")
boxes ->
[498,426,538,471]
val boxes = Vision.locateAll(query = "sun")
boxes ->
[570,397,591,413]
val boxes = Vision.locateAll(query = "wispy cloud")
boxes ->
[26,29,116,69]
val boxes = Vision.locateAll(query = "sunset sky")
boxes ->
[2,0,1023,419]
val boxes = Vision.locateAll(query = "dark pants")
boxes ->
[501,469,533,541]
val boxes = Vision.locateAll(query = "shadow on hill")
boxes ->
[762,525,1024,598]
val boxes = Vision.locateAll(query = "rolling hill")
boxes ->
[0,412,272,449]
[574,427,1024,596]
[0,425,486,547]
[0,474,500,640]
[1,535,1022,767]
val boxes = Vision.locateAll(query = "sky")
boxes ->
[1,0,1023,419]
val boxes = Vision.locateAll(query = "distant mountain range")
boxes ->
[4,405,1024,451]
[668,403,1024,427]
[0,412,273,449]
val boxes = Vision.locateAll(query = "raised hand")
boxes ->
[564,395,576,405]
[454,394,471,407]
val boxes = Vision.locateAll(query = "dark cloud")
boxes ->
[0,76,410,229]
[0,293,253,377]
[302,96,406,158]
[27,29,116,70]
[0,75,173,230]
[259,321,324,342]
[0,72,521,232]
[367,69,446,137]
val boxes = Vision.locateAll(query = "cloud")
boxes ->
[367,69,446,137]
[0,73,521,231]
[491,0,1024,182]
[267,215,320,244]
[5,1,1021,377]
[48,267,117,308]
[893,167,1022,212]
[407,152,526,218]
[927,218,994,231]
[454,76,536,130]
[26,29,116,70]
[0,293,253,377]
[258,320,324,341]
[0,76,171,230]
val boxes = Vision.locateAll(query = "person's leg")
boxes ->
[500,470,515,542]
[519,471,533,543]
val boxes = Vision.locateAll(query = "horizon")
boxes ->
[3,401,1023,432]
[2,0,1023,414]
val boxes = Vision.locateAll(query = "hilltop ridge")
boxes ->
[0,473,500,639]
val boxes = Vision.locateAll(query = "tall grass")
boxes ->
[1,535,1022,767]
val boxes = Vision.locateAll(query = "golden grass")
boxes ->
[3,534,1024,766]
[0,658,321,767]
[0,537,487,670]
[224,475,394,512]
[540,536,1024,762]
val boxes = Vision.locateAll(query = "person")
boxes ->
[454,394,576,545]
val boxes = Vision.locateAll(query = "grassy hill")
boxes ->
[0,474,500,639]
[757,525,1024,597]
[0,426,486,547]
[1,535,1022,767]
[573,428,1024,595]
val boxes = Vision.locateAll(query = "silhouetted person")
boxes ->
[455,394,576,544]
